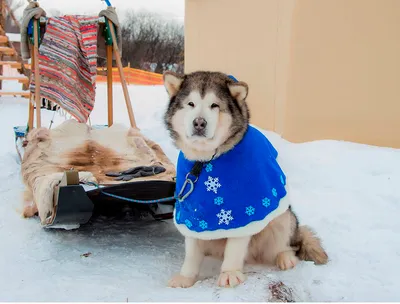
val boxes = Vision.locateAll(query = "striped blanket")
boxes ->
[30,16,98,122]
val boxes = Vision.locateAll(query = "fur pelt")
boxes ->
[21,119,176,224]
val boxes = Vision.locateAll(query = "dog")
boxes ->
[163,70,328,288]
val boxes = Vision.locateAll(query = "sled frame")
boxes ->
[27,17,137,130]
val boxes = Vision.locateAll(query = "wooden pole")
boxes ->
[0,0,5,91]
[28,47,35,131]
[33,19,41,128]
[106,45,113,127]
[108,20,137,129]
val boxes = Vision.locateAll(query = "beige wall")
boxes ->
[185,0,279,131]
[185,0,400,148]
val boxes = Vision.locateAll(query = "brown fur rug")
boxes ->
[21,119,176,224]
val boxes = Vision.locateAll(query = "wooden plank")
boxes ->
[0,36,8,43]
[0,91,29,97]
[0,76,29,81]
[0,47,15,55]
[0,61,21,68]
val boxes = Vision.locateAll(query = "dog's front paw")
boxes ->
[168,274,196,288]
[276,251,299,270]
[217,271,246,288]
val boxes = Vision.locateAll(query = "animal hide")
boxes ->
[21,119,176,223]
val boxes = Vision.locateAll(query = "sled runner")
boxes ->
[14,0,177,228]
[47,170,175,228]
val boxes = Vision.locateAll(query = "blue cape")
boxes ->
[174,126,289,240]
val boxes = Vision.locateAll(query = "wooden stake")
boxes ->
[106,45,113,127]
[108,20,137,129]
[28,47,35,131]
[33,19,41,128]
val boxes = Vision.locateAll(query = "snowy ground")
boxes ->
[0,81,399,302]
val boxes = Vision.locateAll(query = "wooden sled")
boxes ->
[16,4,177,228]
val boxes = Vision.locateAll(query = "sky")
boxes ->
[14,0,184,22]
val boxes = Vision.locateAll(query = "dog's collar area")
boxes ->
[177,151,217,202]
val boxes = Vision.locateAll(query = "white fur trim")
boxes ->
[173,195,291,240]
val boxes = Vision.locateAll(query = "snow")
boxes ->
[1,79,400,301]
[6,33,21,42]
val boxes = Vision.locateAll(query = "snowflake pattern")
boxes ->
[199,220,208,229]
[280,175,285,185]
[245,206,255,216]
[262,197,271,208]
[204,176,221,194]
[176,211,181,220]
[185,219,193,228]
[214,197,224,206]
[217,209,234,225]
[205,163,213,173]
[272,188,278,197]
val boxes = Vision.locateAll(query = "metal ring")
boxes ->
[177,178,194,202]
[185,172,199,183]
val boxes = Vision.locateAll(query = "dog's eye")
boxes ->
[188,102,195,107]
[211,103,219,109]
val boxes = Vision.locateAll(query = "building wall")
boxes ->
[283,0,400,148]
[185,0,400,148]
[185,0,280,131]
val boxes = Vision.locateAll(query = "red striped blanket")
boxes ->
[30,16,98,122]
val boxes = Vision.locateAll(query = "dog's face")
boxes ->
[163,71,250,160]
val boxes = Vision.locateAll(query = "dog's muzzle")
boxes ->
[192,117,207,136]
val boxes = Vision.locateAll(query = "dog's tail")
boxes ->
[294,226,328,265]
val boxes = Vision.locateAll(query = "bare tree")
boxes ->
[120,10,184,73]
[4,0,23,32]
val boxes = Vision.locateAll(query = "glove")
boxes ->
[106,166,166,181]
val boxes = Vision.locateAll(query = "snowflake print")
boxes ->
[204,176,221,194]
[217,209,234,225]
[272,188,278,197]
[262,197,271,208]
[176,211,181,221]
[214,197,224,206]
[185,219,193,228]
[199,220,208,229]
[280,175,285,185]
[245,206,255,216]
[205,163,213,173]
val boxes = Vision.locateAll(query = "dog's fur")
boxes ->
[21,120,176,225]
[163,71,328,288]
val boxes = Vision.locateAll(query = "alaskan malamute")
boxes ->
[163,71,328,288]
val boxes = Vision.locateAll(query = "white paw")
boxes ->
[217,270,246,288]
[78,172,97,184]
[276,251,299,270]
[168,274,197,288]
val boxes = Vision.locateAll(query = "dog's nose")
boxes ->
[193,117,207,131]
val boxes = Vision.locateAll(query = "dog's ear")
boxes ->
[228,81,249,102]
[163,71,184,98]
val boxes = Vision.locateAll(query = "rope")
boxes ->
[84,172,196,204]
[84,182,179,204]
[49,110,57,129]
[103,0,113,7]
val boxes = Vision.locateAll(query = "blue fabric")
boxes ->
[174,126,287,235]
[14,126,27,138]
[227,75,239,82]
